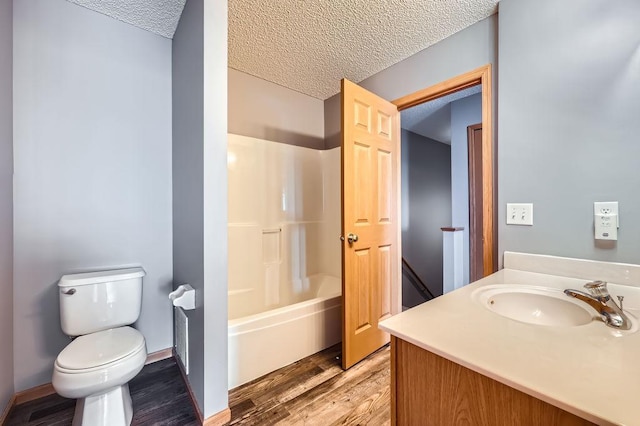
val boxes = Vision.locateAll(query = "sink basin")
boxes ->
[473,285,595,327]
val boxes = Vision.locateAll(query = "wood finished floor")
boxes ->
[5,357,198,426]
[5,344,390,426]
[229,344,391,426]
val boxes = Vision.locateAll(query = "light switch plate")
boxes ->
[506,203,533,226]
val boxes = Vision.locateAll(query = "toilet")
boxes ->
[52,268,147,426]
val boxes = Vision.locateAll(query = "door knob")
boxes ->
[347,233,359,244]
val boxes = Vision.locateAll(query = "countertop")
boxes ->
[379,254,640,426]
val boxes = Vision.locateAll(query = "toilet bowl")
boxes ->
[52,326,147,426]
[53,267,147,425]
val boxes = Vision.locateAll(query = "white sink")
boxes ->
[472,285,595,327]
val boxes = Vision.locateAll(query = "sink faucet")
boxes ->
[564,281,631,330]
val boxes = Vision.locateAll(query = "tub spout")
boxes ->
[564,281,631,330]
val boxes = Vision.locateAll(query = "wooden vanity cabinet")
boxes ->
[390,337,596,426]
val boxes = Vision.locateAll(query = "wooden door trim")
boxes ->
[391,64,496,277]
[468,123,483,282]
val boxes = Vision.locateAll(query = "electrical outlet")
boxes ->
[594,201,619,240]
[506,203,533,226]
[594,202,618,220]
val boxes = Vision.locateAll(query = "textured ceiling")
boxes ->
[229,0,499,99]
[66,0,186,39]
[66,0,498,100]
[401,85,482,144]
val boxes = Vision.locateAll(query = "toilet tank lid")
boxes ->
[58,267,146,288]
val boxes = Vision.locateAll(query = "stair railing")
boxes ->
[401,257,437,302]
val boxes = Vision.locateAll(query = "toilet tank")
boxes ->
[58,267,145,336]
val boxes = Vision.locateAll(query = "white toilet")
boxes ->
[52,268,147,426]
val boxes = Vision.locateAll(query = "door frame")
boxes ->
[391,64,496,277]
[467,123,483,282]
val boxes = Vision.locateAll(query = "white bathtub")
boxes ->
[228,274,342,389]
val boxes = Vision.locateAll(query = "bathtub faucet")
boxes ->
[564,280,631,330]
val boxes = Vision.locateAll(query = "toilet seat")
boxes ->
[56,327,145,372]
[53,327,147,401]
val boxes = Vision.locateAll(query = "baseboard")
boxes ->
[145,347,173,365]
[15,383,56,405]
[6,347,172,416]
[0,391,231,426]
[174,349,204,422]
[174,349,230,426]
[4,348,215,425]
[0,394,16,426]
[203,407,231,426]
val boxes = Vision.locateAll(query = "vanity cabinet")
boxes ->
[390,337,596,426]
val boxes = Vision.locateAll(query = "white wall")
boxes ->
[450,93,482,284]
[13,0,173,391]
[498,0,640,264]
[0,0,14,411]
[173,0,229,418]
[229,69,325,149]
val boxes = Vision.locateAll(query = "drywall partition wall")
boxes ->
[0,0,13,410]
[203,0,229,418]
[324,15,497,149]
[498,0,640,264]
[229,69,325,149]
[173,0,205,413]
[173,0,229,417]
[13,0,173,391]
[401,130,451,307]
[450,93,482,285]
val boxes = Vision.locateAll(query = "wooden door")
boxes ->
[341,79,401,369]
[467,123,483,282]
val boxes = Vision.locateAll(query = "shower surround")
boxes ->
[227,134,341,388]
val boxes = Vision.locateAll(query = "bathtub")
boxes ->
[228,274,342,389]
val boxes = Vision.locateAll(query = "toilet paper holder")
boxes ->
[169,284,195,310]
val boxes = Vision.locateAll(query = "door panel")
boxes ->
[354,248,372,333]
[342,79,401,369]
[353,142,372,222]
[378,245,392,320]
[377,112,392,138]
[377,149,392,222]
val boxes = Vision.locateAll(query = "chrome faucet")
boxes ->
[564,281,631,330]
